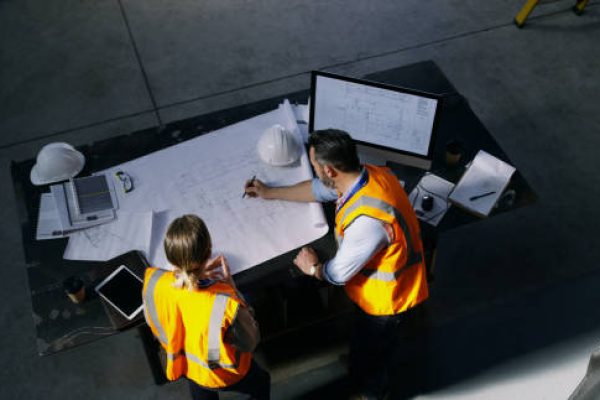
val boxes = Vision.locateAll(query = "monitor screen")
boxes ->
[309,71,442,168]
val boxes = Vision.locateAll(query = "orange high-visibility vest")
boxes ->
[335,164,429,316]
[142,268,252,388]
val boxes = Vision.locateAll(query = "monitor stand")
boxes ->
[357,143,432,171]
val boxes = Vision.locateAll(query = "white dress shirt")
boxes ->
[311,170,390,285]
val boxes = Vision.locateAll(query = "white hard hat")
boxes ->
[30,142,85,185]
[257,124,301,167]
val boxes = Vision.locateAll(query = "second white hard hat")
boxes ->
[257,124,301,167]
[30,142,85,185]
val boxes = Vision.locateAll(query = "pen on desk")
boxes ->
[469,191,496,201]
[242,175,256,198]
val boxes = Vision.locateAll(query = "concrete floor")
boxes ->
[1,1,600,399]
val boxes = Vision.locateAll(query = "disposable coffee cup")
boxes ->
[63,276,85,304]
[445,140,463,166]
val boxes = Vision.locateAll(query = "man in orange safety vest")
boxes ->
[244,129,428,399]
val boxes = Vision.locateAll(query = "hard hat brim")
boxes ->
[30,143,85,185]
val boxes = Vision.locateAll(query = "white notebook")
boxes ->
[36,193,64,239]
[448,150,516,217]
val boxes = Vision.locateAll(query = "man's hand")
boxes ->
[293,246,321,277]
[244,179,317,202]
[244,178,271,199]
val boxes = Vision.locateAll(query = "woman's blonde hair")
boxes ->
[164,214,212,290]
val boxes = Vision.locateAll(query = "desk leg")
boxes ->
[138,325,168,385]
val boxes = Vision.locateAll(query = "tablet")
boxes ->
[95,265,144,320]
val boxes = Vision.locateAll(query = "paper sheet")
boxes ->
[146,210,175,270]
[292,103,310,143]
[281,100,327,229]
[66,101,328,274]
[36,193,64,240]
[63,211,152,261]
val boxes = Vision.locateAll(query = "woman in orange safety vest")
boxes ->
[143,214,270,400]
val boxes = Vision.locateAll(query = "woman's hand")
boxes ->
[204,254,236,288]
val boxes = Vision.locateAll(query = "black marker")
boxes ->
[469,191,496,201]
[242,175,256,198]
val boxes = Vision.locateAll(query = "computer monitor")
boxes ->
[309,71,442,169]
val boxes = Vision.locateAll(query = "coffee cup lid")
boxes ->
[63,276,83,293]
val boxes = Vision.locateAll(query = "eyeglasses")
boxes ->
[115,171,134,193]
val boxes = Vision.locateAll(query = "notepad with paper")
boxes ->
[448,150,516,217]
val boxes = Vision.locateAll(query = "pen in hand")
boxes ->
[242,175,256,198]
[469,191,496,201]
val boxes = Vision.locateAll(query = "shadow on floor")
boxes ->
[268,268,600,399]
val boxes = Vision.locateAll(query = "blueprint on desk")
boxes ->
[64,101,328,275]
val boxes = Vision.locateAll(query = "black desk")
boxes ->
[27,250,148,355]
[364,61,536,232]
[10,60,536,381]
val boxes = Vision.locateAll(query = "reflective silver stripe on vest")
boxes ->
[167,349,239,370]
[339,195,414,248]
[144,269,168,345]
[166,349,185,361]
[207,294,229,363]
[339,195,423,281]
[360,251,423,282]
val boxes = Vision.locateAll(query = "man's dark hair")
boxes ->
[308,129,361,172]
